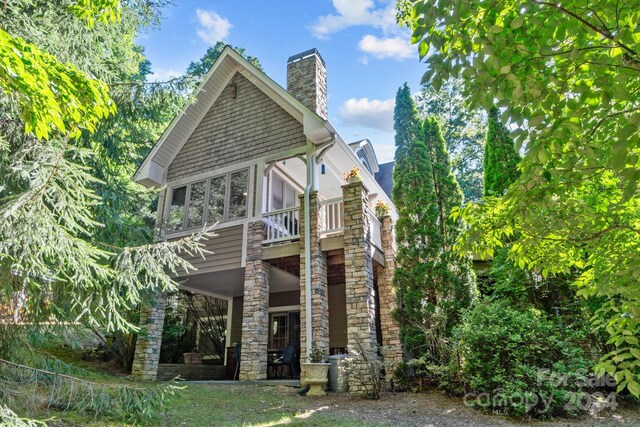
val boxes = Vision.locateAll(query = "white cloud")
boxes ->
[339,98,395,132]
[148,68,183,82]
[374,141,396,163]
[358,35,413,60]
[195,9,232,44]
[310,0,396,39]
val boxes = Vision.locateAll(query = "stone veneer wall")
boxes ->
[239,221,270,380]
[286,51,327,120]
[299,191,330,365]
[131,292,167,381]
[342,180,378,393]
[377,216,403,369]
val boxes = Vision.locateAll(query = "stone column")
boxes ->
[131,292,167,381]
[377,216,403,370]
[299,191,329,364]
[240,221,270,380]
[342,180,377,393]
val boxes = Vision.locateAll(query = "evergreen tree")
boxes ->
[392,86,475,358]
[421,117,475,321]
[0,0,210,333]
[393,83,419,151]
[186,42,262,81]
[483,106,521,197]
[392,82,421,215]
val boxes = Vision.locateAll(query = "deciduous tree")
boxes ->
[403,0,640,395]
[415,80,486,201]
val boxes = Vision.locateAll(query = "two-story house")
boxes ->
[130,47,402,388]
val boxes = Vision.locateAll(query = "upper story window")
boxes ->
[270,172,299,211]
[166,168,249,233]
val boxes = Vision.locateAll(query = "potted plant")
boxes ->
[183,347,204,365]
[342,167,361,184]
[300,343,330,396]
[374,200,390,218]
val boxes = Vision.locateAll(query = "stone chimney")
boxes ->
[287,49,327,119]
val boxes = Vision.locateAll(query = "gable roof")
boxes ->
[134,47,334,187]
[375,161,394,199]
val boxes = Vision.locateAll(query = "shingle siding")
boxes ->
[177,225,244,272]
[167,72,306,182]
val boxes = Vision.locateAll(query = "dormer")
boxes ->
[348,139,379,175]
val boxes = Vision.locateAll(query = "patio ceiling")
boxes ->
[179,265,299,300]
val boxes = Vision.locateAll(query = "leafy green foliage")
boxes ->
[415,80,486,201]
[392,84,475,360]
[0,28,115,139]
[484,106,521,197]
[406,0,640,396]
[0,0,211,333]
[456,300,593,418]
[69,0,121,27]
[392,84,439,355]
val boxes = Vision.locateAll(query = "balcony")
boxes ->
[262,198,381,250]
[262,206,300,244]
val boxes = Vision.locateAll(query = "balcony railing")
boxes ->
[320,198,344,235]
[261,199,382,249]
[263,207,300,244]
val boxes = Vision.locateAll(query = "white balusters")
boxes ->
[262,207,300,243]
[320,198,344,235]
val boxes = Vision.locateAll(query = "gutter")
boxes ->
[303,132,336,359]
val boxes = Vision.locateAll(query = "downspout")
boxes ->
[303,141,313,360]
[303,133,336,359]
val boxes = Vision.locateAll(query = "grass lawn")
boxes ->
[14,347,639,427]
[36,382,640,427]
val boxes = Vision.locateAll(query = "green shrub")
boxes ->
[455,300,594,418]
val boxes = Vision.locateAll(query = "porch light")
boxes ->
[321,164,325,175]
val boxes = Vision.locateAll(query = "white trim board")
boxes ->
[268,305,300,313]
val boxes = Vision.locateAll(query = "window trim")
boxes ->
[164,167,250,234]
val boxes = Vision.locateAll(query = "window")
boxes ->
[228,170,248,219]
[269,311,300,350]
[270,313,289,350]
[270,172,299,211]
[208,175,226,224]
[187,181,206,228]
[165,168,250,233]
[168,186,186,231]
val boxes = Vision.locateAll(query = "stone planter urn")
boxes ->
[183,352,204,365]
[348,175,362,184]
[301,362,331,396]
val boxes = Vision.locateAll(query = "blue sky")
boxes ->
[138,0,426,163]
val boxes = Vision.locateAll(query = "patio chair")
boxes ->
[269,343,296,379]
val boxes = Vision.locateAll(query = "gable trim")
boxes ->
[134,47,332,188]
